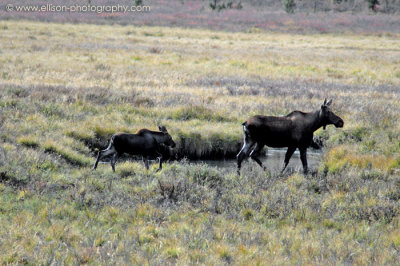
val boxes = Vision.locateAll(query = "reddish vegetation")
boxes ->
[1,0,400,34]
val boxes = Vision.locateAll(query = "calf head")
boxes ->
[320,99,344,130]
[158,126,176,148]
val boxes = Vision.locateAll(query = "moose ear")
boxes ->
[323,98,327,105]
[158,125,167,133]
[326,99,332,106]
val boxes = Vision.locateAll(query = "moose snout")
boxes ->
[335,119,344,128]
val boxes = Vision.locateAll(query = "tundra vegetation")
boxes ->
[3,0,400,33]
[0,19,400,264]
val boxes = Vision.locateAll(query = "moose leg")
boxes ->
[92,147,116,170]
[236,141,255,175]
[281,147,296,174]
[299,148,308,174]
[249,143,266,171]
[142,156,150,170]
[110,153,118,172]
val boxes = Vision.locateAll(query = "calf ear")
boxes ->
[158,125,167,133]
[326,99,332,106]
[323,98,327,105]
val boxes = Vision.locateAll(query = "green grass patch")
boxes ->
[171,106,231,122]
[17,136,39,148]
[42,140,91,167]
[166,247,180,259]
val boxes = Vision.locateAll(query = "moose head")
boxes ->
[320,99,344,130]
[158,125,176,148]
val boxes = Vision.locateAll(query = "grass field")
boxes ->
[1,20,400,264]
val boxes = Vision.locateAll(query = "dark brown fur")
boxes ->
[237,99,344,175]
[92,126,176,172]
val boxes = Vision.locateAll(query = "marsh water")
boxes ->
[99,148,323,173]
[191,148,322,173]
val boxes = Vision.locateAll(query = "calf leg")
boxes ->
[93,152,102,170]
[299,148,308,174]
[281,147,296,174]
[236,140,255,175]
[249,143,267,171]
[92,147,116,170]
[155,155,163,172]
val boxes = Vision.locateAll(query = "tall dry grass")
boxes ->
[0,20,399,263]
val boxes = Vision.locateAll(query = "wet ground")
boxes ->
[99,148,323,174]
[191,148,322,173]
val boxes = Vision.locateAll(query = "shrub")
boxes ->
[366,0,380,11]
[210,0,243,11]
[283,0,296,13]
[243,209,253,220]
[217,246,232,262]
[189,165,223,188]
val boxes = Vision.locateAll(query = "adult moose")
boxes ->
[92,126,176,172]
[237,99,343,175]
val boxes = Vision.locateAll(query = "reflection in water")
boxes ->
[191,148,322,173]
